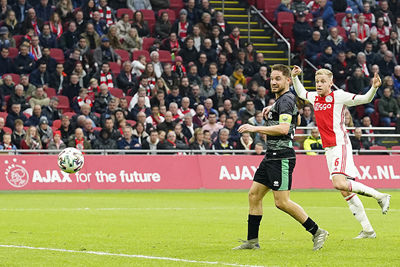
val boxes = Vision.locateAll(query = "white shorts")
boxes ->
[325,144,360,178]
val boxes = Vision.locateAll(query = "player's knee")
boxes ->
[274,199,289,211]
[248,190,262,204]
[332,178,347,191]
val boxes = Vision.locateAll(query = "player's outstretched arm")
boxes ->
[238,123,290,136]
[291,65,308,100]
[351,72,382,105]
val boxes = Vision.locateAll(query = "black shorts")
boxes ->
[253,150,296,191]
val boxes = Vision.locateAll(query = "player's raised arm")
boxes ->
[349,72,382,105]
[291,66,308,100]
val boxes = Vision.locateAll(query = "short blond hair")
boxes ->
[315,68,333,80]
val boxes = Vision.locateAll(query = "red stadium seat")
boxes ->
[369,146,387,150]
[280,23,294,42]
[140,9,156,24]
[125,96,132,105]
[115,49,131,62]
[170,0,184,16]
[277,12,294,27]
[52,119,61,128]
[8,47,18,59]
[258,0,276,10]
[0,112,8,120]
[142,37,155,51]
[108,62,121,76]
[148,21,155,35]
[158,50,171,63]
[13,35,24,47]
[45,87,56,98]
[335,12,346,26]
[57,96,71,112]
[50,48,65,63]
[305,13,313,26]
[355,105,365,119]
[158,9,176,24]
[116,8,134,20]
[263,0,281,22]
[4,95,10,106]
[3,73,20,84]
[3,126,12,134]
[109,87,124,98]
[126,120,136,127]
[337,26,348,41]
[94,112,101,118]
[63,111,76,118]
[132,50,150,62]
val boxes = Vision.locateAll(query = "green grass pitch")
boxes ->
[0,190,398,267]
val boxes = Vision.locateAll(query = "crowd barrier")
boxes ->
[0,155,399,190]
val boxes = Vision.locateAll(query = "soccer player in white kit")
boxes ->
[291,66,391,239]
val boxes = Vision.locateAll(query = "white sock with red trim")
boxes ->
[348,180,385,200]
[345,193,374,232]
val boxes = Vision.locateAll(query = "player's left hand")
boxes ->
[238,124,256,133]
[262,106,272,119]
[372,72,382,88]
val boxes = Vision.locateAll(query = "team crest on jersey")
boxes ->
[325,95,333,103]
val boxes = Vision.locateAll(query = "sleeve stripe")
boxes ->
[352,94,357,100]
[306,91,309,99]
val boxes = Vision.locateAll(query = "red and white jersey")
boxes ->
[304,89,358,148]
[178,107,196,119]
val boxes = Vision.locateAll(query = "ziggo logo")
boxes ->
[314,103,332,111]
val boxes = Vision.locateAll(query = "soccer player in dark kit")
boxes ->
[233,64,328,251]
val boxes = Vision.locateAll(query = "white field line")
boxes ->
[0,244,266,267]
[0,207,397,212]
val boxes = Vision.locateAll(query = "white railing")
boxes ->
[297,126,396,131]
[250,5,291,66]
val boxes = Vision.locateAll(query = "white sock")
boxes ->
[348,180,385,200]
[345,193,374,232]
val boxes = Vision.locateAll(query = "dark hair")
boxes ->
[185,37,194,43]
[209,62,217,68]
[134,10,145,24]
[271,64,291,77]
[234,64,244,71]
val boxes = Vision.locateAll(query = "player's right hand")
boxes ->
[291,65,302,77]
[238,124,255,133]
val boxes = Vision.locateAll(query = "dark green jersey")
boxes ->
[265,91,298,151]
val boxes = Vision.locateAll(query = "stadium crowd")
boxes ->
[0,0,398,153]
[290,0,400,129]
